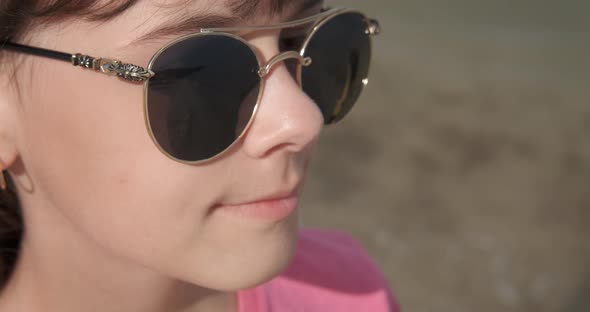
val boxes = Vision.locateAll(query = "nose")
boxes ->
[240,60,324,159]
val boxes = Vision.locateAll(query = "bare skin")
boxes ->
[0,1,324,311]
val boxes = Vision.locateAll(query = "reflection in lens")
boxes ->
[301,12,371,124]
[146,34,261,162]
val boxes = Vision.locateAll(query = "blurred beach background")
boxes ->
[300,1,590,311]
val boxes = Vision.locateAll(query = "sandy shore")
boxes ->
[301,1,590,312]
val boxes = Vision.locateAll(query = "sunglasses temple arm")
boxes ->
[1,41,153,83]
[2,41,72,62]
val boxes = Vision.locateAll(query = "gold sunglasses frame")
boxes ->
[0,8,380,165]
[144,8,381,165]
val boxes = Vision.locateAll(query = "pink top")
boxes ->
[237,228,401,312]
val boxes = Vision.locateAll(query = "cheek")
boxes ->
[22,62,151,203]
[17,60,220,265]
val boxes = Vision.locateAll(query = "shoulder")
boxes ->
[239,228,401,312]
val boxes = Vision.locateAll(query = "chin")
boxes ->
[181,215,301,292]
[211,216,298,291]
[237,236,299,290]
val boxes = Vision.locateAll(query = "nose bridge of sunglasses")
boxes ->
[258,51,312,78]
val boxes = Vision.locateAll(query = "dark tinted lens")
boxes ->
[146,34,261,162]
[301,12,371,124]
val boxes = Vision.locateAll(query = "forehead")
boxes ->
[226,0,306,18]
[122,0,322,45]
[146,0,319,19]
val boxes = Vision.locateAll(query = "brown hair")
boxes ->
[0,0,138,288]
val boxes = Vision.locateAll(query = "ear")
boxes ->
[0,74,20,171]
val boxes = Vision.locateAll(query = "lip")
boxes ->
[212,183,302,221]
[214,195,299,221]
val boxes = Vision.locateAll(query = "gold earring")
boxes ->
[0,170,6,191]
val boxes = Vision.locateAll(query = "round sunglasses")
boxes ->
[2,8,381,164]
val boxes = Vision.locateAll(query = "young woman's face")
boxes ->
[0,0,324,290]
